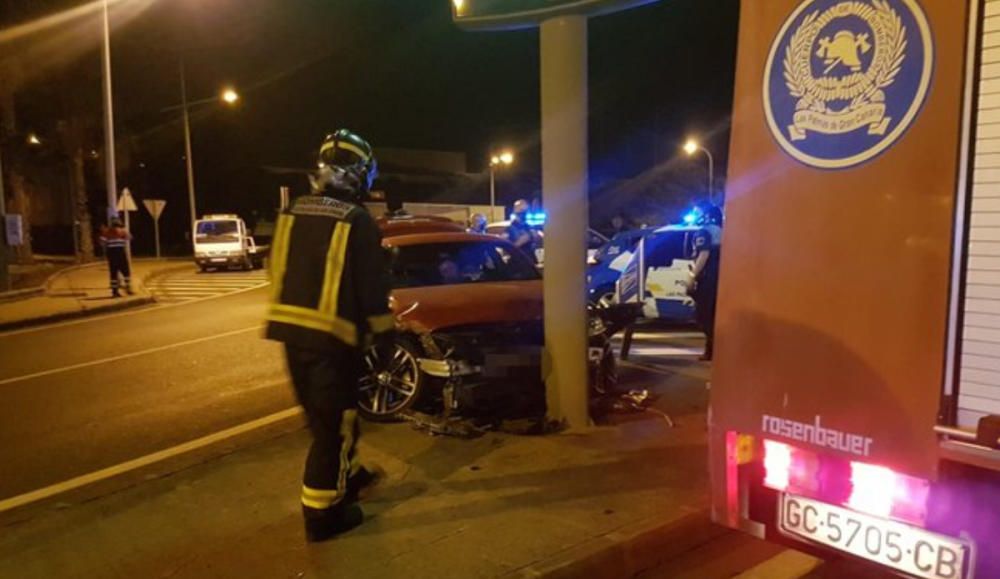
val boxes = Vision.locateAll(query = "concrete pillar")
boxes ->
[540,15,590,430]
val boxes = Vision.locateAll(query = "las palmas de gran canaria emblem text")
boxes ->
[764,0,933,169]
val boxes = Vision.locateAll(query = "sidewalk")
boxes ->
[0,364,716,579]
[0,258,190,331]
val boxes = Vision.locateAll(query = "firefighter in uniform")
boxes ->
[100,218,133,298]
[689,204,723,361]
[265,129,395,542]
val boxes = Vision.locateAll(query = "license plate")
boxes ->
[779,494,972,579]
[210,258,227,263]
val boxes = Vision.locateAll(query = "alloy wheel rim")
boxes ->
[360,346,419,415]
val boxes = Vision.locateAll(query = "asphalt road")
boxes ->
[0,279,892,578]
[0,283,293,499]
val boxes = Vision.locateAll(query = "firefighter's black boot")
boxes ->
[112,289,122,298]
[304,502,364,543]
[346,465,385,503]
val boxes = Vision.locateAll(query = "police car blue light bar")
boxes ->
[525,212,547,226]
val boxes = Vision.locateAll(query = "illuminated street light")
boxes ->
[683,138,715,204]
[26,133,42,146]
[453,0,465,13]
[174,61,242,239]
[489,150,516,216]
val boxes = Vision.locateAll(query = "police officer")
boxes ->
[689,204,723,361]
[468,213,488,234]
[507,199,538,263]
[265,129,395,542]
[100,218,132,298]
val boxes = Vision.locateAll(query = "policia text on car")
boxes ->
[265,129,395,542]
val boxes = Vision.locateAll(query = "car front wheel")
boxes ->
[358,337,424,422]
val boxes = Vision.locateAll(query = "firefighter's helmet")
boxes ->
[311,129,379,201]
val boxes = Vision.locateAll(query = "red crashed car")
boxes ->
[358,231,547,422]
[376,215,466,238]
[358,228,631,428]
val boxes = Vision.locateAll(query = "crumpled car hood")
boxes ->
[391,280,543,333]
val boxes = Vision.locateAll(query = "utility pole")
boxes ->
[102,0,118,223]
[0,144,8,292]
[181,58,197,239]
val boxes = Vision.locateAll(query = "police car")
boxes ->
[612,224,702,323]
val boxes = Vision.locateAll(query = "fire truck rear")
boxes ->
[710,2,1000,578]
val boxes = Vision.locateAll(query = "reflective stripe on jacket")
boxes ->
[265,195,394,350]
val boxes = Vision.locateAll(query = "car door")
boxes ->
[642,230,697,321]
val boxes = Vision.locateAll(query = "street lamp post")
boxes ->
[0,144,8,292]
[684,138,715,204]
[102,0,118,223]
[180,59,196,237]
[488,150,514,219]
[176,58,239,241]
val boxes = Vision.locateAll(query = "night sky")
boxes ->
[4,0,739,252]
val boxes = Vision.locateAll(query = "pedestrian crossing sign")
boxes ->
[117,188,138,212]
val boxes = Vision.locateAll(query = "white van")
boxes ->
[193,214,267,272]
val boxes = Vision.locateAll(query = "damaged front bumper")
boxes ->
[417,357,481,378]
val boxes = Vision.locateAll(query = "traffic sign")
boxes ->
[117,188,138,212]
[4,214,23,246]
[143,199,166,220]
[142,199,167,259]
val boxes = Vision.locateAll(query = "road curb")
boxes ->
[0,287,45,303]
[0,296,156,333]
[42,261,103,293]
[505,510,723,579]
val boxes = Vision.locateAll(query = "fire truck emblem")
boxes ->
[764,0,933,169]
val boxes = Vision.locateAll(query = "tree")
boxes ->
[0,64,35,264]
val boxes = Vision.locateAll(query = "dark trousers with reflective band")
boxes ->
[284,343,362,516]
[107,248,131,290]
[694,281,717,357]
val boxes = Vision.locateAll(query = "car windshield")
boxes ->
[595,233,640,263]
[391,241,540,289]
[196,220,240,243]
[645,231,697,266]
[588,230,608,250]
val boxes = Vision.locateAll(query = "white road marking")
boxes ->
[732,549,822,578]
[0,283,268,339]
[147,271,269,304]
[0,404,302,514]
[0,325,262,386]
[620,360,708,380]
[625,345,703,357]
[625,331,705,340]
